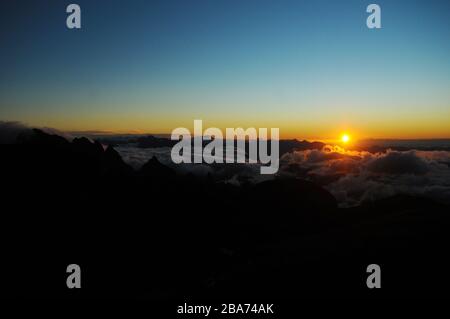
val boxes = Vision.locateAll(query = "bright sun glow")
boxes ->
[341,134,350,143]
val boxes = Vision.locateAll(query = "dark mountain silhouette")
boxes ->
[98,134,327,159]
[352,143,450,153]
[25,128,69,146]
[139,156,176,179]
[0,129,449,299]
[137,135,177,148]
[103,145,134,176]
[133,135,325,159]
[278,139,325,154]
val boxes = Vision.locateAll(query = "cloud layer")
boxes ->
[117,144,450,206]
[3,122,447,208]
[115,145,271,184]
[280,146,450,207]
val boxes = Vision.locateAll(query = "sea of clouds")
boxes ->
[115,144,272,184]
[115,143,450,207]
[2,121,449,207]
[279,146,450,207]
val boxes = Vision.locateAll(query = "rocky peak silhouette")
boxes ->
[139,156,176,179]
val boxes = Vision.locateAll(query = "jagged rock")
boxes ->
[139,156,175,179]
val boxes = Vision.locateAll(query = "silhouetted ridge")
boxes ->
[137,135,176,148]
[139,156,176,178]
[103,146,134,175]
[27,128,70,146]
[72,137,103,154]
[135,136,326,158]
[10,129,133,178]
[278,139,325,155]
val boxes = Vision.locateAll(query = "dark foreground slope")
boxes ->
[0,129,449,299]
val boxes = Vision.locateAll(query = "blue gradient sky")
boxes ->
[1,0,449,139]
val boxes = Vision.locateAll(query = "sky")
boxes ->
[1,0,449,139]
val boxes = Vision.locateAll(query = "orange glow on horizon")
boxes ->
[22,115,450,141]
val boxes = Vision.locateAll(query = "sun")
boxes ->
[341,134,350,143]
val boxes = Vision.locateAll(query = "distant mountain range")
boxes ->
[95,134,326,156]
[92,134,450,153]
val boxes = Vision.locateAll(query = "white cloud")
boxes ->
[280,147,450,207]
